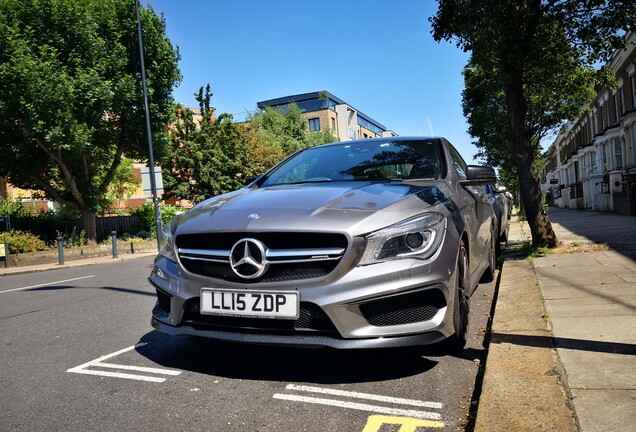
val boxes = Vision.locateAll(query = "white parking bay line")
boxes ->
[67,368,167,383]
[0,275,96,294]
[273,384,443,421]
[66,343,181,383]
[96,362,182,375]
[272,394,442,421]
[284,384,443,409]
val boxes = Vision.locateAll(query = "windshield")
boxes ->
[262,139,442,186]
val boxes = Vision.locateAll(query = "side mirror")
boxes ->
[461,166,497,186]
[245,175,260,186]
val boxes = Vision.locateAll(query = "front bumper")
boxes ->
[151,315,446,349]
[148,228,460,349]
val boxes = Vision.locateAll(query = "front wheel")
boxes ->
[445,241,470,352]
[481,226,496,283]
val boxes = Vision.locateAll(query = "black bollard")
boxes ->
[57,236,65,265]
[111,231,118,259]
[3,242,8,268]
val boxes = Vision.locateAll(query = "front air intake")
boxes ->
[359,289,446,326]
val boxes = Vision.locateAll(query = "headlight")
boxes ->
[359,213,446,265]
[158,218,178,262]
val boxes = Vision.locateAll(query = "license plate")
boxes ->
[200,289,299,319]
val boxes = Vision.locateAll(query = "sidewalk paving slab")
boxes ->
[475,257,577,432]
[476,208,636,432]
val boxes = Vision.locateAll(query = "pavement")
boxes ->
[0,248,158,276]
[475,207,636,432]
[1,207,635,431]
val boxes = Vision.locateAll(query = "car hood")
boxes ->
[174,181,453,236]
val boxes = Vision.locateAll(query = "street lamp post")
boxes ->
[135,0,162,250]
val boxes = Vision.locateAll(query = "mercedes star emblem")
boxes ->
[229,238,269,279]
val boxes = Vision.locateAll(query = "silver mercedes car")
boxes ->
[149,137,497,351]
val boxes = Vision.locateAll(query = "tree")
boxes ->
[162,85,251,204]
[0,0,181,240]
[461,45,597,206]
[248,104,313,155]
[163,94,337,204]
[104,157,141,212]
[247,103,336,168]
[431,0,635,247]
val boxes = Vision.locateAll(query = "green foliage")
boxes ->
[67,226,86,247]
[0,198,36,218]
[0,230,48,253]
[162,85,338,204]
[103,157,141,211]
[0,0,181,239]
[131,204,155,234]
[246,103,335,173]
[249,104,310,155]
[459,7,599,172]
[306,129,337,147]
[130,203,180,234]
[162,85,251,203]
[160,205,179,225]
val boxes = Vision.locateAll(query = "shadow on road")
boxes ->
[492,332,636,355]
[135,330,441,384]
[26,285,155,297]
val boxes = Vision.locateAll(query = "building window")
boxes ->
[600,103,606,130]
[613,93,619,123]
[589,150,596,175]
[620,86,626,116]
[613,139,623,170]
[330,117,336,131]
[631,73,636,109]
[580,155,587,179]
[601,142,608,172]
[308,118,320,132]
[348,128,357,140]
[574,161,580,183]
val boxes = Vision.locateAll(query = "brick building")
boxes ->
[542,32,636,215]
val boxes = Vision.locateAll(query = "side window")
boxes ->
[448,145,468,180]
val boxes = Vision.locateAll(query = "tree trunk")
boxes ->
[82,210,97,243]
[504,69,560,248]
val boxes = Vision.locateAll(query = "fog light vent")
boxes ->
[359,289,446,326]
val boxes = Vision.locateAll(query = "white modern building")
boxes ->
[257,91,397,142]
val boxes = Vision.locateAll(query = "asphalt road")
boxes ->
[0,256,497,432]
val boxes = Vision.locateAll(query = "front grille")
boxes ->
[359,289,446,327]
[182,260,336,283]
[176,232,348,283]
[178,232,347,250]
[181,298,339,336]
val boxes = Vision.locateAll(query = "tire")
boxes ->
[445,241,470,352]
[481,226,496,283]
[498,220,509,244]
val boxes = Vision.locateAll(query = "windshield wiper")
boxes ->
[283,177,333,185]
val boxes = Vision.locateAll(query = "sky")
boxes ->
[142,0,479,163]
